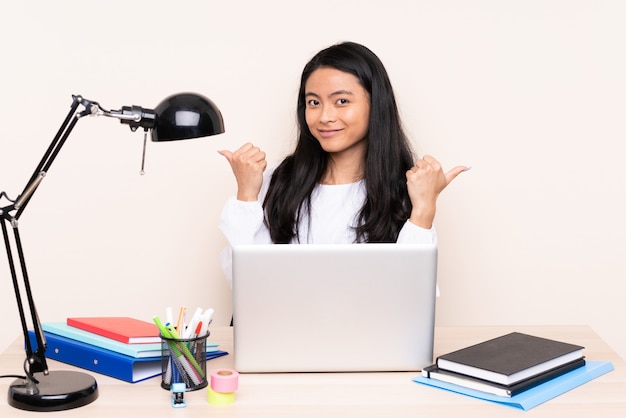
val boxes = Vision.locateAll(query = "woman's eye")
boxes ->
[336,98,349,105]
[307,99,319,106]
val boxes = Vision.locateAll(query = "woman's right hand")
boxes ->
[406,155,469,229]
[218,143,268,202]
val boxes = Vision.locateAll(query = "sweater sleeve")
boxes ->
[218,197,273,288]
[219,166,275,246]
[397,220,440,297]
[396,220,438,245]
[219,197,268,246]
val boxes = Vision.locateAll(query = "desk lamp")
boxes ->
[0,93,224,411]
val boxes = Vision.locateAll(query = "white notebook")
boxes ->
[232,243,438,373]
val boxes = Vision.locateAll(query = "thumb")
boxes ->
[445,165,471,185]
[217,149,233,164]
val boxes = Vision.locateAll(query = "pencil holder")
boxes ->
[160,332,209,391]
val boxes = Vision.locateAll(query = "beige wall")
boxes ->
[1,1,625,361]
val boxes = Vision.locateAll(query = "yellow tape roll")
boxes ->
[207,386,235,405]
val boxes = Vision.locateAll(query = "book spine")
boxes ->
[507,358,586,395]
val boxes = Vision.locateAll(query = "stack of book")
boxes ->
[28,317,227,383]
[416,332,614,410]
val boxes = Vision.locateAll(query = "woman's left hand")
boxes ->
[405,155,469,229]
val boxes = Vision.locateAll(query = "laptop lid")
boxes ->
[232,243,437,373]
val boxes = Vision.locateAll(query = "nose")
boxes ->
[320,105,336,124]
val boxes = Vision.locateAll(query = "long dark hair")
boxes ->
[263,41,415,243]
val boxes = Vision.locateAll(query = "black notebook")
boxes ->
[436,332,584,385]
[422,357,586,397]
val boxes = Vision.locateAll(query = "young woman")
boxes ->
[218,41,468,284]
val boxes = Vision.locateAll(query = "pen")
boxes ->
[167,324,205,379]
[193,322,203,338]
[154,316,185,383]
[183,307,203,339]
[153,316,173,339]
[199,309,214,337]
[176,306,187,333]
[192,321,204,363]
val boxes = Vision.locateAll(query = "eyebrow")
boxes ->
[305,90,354,99]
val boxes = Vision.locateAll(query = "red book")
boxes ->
[67,317,161,344]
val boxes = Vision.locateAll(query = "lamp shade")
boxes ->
[151,93,225,141]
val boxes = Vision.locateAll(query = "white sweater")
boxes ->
[219,170,437,287]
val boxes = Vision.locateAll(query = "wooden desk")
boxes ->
[1,325,625,417]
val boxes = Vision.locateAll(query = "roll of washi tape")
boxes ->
[207,386,235,405]
[210,369,239,393]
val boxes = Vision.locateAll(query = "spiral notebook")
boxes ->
[231,243,438,373]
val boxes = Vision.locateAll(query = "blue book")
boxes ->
[41,322,219,358]
[28,330,228,383]
[414,360,614,411]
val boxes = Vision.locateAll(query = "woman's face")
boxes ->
[304,67,370,157]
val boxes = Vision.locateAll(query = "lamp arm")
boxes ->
[0,95,90,379]
[1,222,49,379]
[0,94,156,381]
[11,95,156,218]
[84,97,157,133]
[13,96,83,218]
[1,220,44,377]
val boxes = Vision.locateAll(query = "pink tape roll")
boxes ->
[210,369,239,393]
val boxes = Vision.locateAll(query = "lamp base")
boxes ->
[8,370,98,411]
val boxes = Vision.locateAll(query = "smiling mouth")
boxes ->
[318,129,342,138]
